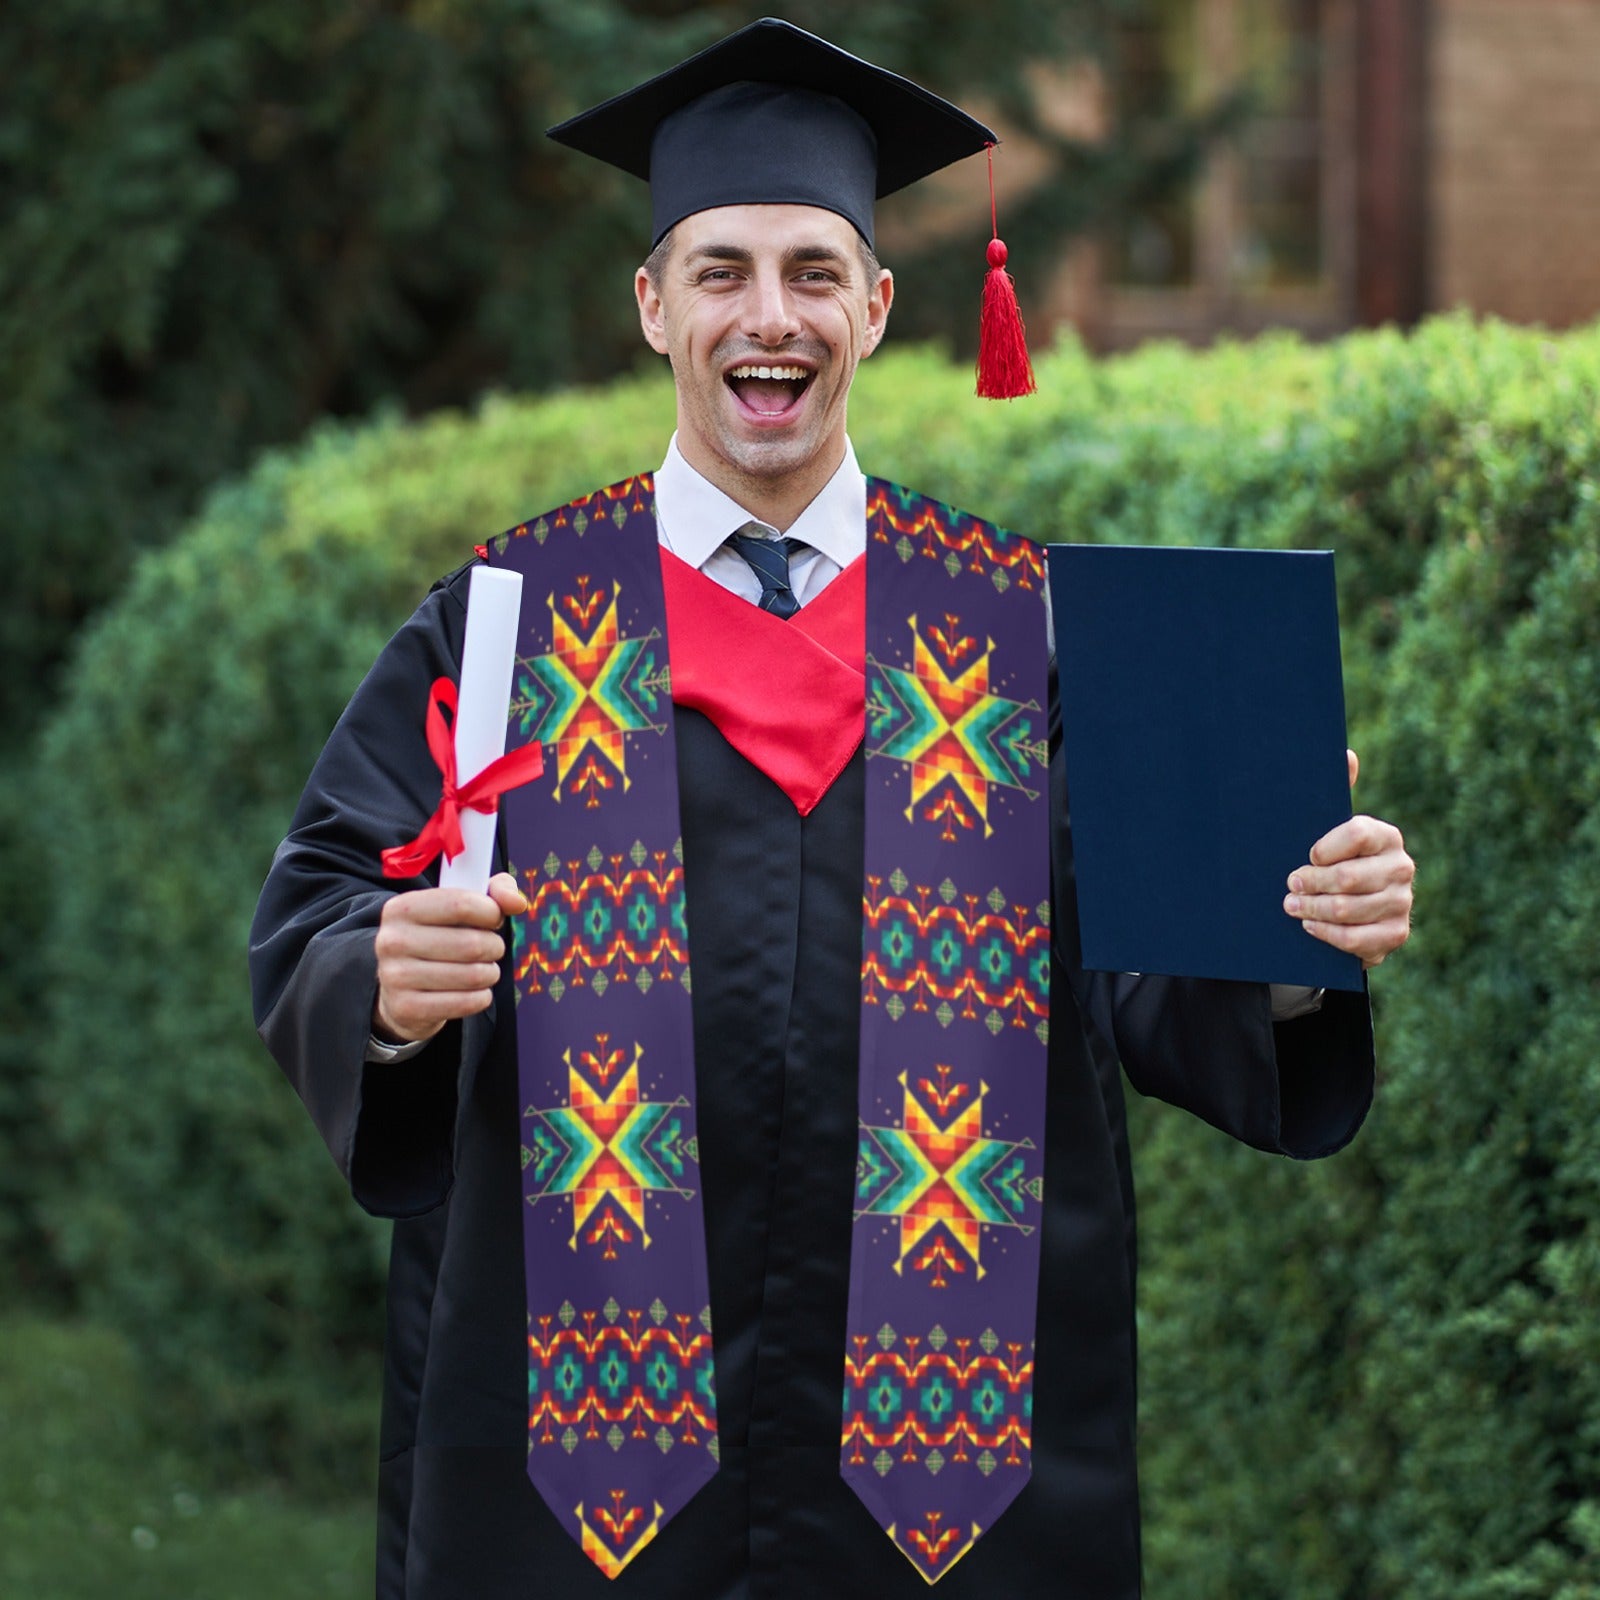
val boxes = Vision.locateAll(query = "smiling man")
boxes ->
[250,19,1413,1600]
[637,206,891,527]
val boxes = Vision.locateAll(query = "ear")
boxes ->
[861,268,894,358]
[636,266,670,356]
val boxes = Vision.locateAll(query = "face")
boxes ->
[635,204,893,501]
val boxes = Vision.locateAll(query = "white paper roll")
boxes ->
[439,565,525,893]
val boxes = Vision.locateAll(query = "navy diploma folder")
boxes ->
[1048,543,1364,993]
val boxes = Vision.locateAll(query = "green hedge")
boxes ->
[33,380,675,1478]
[1123,325,1600,1600]
[34,317,1600,1599]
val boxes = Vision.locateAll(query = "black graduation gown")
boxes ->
[250,559,1374,1600]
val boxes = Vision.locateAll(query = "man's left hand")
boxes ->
[1284,750,1415,968]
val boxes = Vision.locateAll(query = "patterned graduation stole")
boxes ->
[489,475,1049,1584]
[847,483,1049,1582]
[494,478,711,1580]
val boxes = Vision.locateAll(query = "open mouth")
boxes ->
[725,363,813,418]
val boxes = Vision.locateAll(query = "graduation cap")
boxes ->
[548,17,1036,398]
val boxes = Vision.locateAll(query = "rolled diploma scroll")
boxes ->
[438,565,525,892]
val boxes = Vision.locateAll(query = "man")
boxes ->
[250,19,1413,1600]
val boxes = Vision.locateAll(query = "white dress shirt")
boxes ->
[653,433,864,605]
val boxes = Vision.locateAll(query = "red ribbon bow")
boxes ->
[381,677,546,879]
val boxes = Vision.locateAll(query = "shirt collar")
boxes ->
[654,434,867,570]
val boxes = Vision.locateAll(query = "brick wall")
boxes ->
[1431,0,1600,327]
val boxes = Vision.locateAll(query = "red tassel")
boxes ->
[977,239,1036,399]
[975,145,1035,400]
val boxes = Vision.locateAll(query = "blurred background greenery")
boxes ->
[6,1,1600,1595]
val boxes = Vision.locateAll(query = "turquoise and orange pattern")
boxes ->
[528,1300,717,1459]
[867,614,1045,841]
[855,1067,1040,1287]
[510,573,669,807]
[512,843,690,1003]
[523,1037,699,1258]
[861,872,1049,1038]
[842,1321,1033,1475]
[868,481,1047,592]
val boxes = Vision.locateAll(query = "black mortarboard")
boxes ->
[546,17,998,249]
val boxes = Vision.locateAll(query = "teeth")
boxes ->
[728,365,809,381]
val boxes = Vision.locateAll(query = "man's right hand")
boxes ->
[372,871,528,1045]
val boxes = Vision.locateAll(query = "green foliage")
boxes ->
[0,760,58,1303]
[1349,525,1600,1600]
[34,317,1600,1600]
[34,375,672,1480]
[1109,322,1600,1599]
[0,0,1169,747]
[0,1314,368,1596]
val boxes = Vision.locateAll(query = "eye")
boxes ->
[697,267,743,284]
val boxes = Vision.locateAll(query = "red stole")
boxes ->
[659,548,866,816]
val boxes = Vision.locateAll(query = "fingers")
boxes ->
[1308,813,1403,869]
[376,917,506,967]
[488,871,531,917]
[1285,879,1412,927]
[374,981,495,1046]
[1286,843,1413,910]
[384,886,511,929]
[1284,810,1415,969]
[1347,748,1359,790]
[380,953,505,991]
[373,881,526,1045]
[1298,912,1413,969]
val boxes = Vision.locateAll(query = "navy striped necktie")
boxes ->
[726,526,807,619]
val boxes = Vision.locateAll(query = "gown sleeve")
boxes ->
[249,562,499,1216]
[1047,658,1375,1160]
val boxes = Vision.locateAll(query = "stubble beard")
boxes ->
[687,335,843,489]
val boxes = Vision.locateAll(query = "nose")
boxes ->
[745,267,801,347]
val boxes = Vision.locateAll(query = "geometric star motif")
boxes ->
[511,576,669,807]
[855,1066,1040,1287]
[866,612,1044,840]
[523,1040,696,1255]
